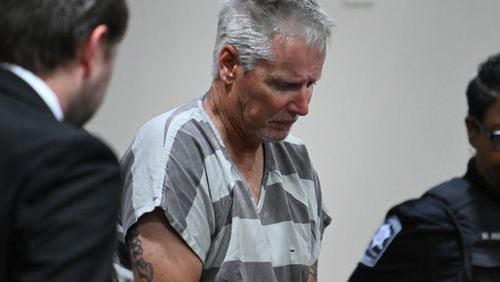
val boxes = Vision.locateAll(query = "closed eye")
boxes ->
[266,76,318,92]
[273,82,302,91]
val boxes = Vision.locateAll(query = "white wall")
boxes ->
[87,1,500,281]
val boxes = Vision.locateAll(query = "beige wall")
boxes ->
[87,0,500,280]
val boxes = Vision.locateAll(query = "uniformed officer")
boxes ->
[349,53,500,282]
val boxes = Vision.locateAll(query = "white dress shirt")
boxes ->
[1,63,64,121]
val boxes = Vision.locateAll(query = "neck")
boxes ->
[469,157,500,200]
[204,81,262,157]
[204,81,266,202]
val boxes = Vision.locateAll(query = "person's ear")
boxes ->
[465,115,480,148]
[218,44,239,84]
[79,24,109,78]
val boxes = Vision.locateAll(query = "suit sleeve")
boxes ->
[349,197,464,282]
[14,132,121,282]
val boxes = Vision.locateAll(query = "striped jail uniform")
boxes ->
[119,96,331,282]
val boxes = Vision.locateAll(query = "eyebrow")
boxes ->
[265,75,314,85]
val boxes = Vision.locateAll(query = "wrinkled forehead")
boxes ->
[265,37,325,76]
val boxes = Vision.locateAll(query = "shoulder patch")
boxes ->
[360,215,402,267]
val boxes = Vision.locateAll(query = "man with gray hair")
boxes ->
[119,0,333,281]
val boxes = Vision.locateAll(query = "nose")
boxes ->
[289,87,311,116]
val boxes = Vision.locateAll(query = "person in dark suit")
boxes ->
[0,1,128,281]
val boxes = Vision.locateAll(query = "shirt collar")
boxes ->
[465,157,500,201]
[1,63,64,121]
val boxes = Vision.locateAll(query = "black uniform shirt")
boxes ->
[349,159,500,282]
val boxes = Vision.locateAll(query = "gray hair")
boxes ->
[211,0,333,78]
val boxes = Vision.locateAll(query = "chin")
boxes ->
[64,113,93,127]
[64,101,96,127]
[258,129,290,143]
[65,90,101,127]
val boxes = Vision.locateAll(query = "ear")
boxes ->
[465,115,480,148]
[79,25,109,78]
[218,44,239,84]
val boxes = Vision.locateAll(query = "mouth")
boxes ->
[277,120,295,126]
[270,119,296,128]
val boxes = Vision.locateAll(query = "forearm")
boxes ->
[128,228,154,282]
[308,260,318,282]
[127,209,202,282]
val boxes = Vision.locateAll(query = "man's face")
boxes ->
[65,45,117,127]
[470,98,500,189]
[232,37,325,143]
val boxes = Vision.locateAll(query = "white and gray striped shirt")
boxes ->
[120,96,331,281]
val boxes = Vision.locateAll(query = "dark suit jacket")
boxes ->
[0,68,122,281]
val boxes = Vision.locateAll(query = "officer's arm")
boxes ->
[126,208,202,282]
[307,260,319,282]
[349,199,462,281]
[348,214,429,281]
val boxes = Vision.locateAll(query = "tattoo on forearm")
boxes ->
[309,260,318,279]
[128,229,154,282]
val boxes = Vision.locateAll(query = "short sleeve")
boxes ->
[120,113,217,262]
[120,114,170,235]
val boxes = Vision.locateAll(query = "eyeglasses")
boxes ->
[475,119,500,151]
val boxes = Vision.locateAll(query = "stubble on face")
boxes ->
[242,40,324,143]
[257,111,299,142]
[65,47,115,126]
[64,89,100,126]
[234,76,296,144]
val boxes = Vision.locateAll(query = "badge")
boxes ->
[360,215,402,267]
[481,232,500,241]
